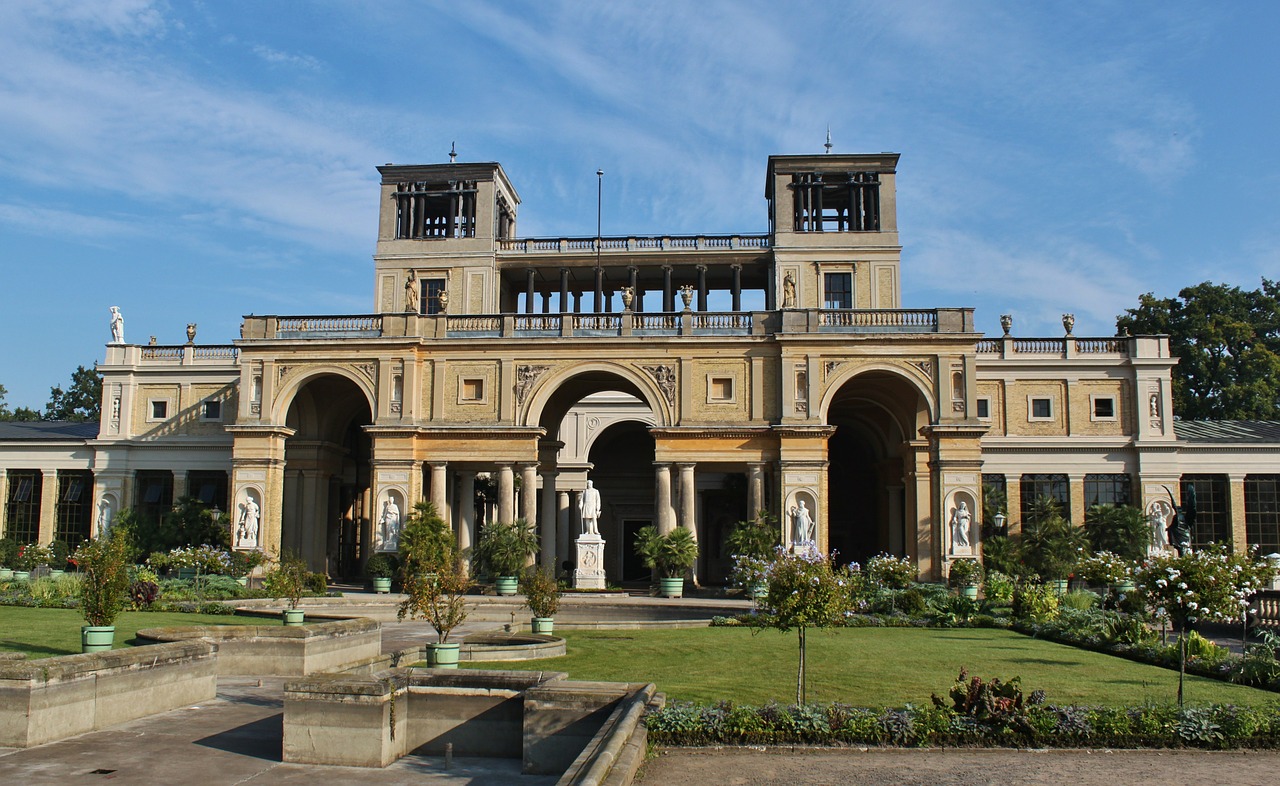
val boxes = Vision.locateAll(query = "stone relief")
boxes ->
[911,359,933,377]
[515,364,550,406]
[824,360,843,380]
[640,364,677,408]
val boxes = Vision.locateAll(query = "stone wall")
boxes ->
[135,617,381,676]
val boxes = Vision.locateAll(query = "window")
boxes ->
[55,471,93,551]
[188,471,228,512]
[392,180,478,239]
[1180,474,1230,548]
[1084,474,1132,507]
[1091,396,1116,421]
[708,376,734,403]
[1246,475,1280,554]
[790,171,881,232]
[202,400,222,421]
[4,470,41,543]
[1020,473,1069,522]
[823,272,852,309]
[150,400,169,420]
[976,398,991,420]
[134,470,173,527]
[422,279,447,315]
[1029,396,1053,420]
[460,378,485,402]
[982,474,1008,534]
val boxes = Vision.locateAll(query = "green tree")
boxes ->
[1117,279,1280,420]
[0,384,42,421]
[44,365,102,422]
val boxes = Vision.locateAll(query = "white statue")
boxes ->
[380,498,402,549]
[790,500,815,546]
[109,306,125,344]
[97,498,113,534]
[238,496,260,548]
[950,501,972,550]
[1147,499,1172,554]
[579,480,602,535]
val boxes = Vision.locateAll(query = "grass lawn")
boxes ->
[468,627,1280,708]
[0,607,269,658]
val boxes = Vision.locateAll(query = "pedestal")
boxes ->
[573,533,606,590]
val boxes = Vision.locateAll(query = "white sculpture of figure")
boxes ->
[109,306,125,344]
[790,500,815,546]
[380,498,402,549]
[97,499,113,534]
[950,501,972,550]
[238,496,260,548]
[1147,500,1172,554]
[579,480,602,535]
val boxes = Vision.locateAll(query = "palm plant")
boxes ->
[474,518,538,578]
[1084,504,1149,562]
[1020,497,1088,581]
[634,526,699,579]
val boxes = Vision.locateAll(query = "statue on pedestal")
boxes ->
[237,496,260,549]
[380,498,402,550]
[109,306,125,344]
[574,478,606,589]
[579,480,602,535]
[950,501,972,551]
[790,500,815,547]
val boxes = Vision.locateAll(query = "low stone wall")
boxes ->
[0,640,217,748]
[282,667,652,780]
[135,617,381,676]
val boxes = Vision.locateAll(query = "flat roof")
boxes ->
[1174,420,1280,444]
[0,420,100,441]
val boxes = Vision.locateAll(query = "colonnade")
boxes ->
[521,264,753,314]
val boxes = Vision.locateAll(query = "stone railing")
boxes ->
[817,309,938,331]
[977,336,1134,359]
[111,344,239,366]
[276,315,382,336]
[498,233,771,254]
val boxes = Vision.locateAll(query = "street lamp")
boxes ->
[992,512,1007,535]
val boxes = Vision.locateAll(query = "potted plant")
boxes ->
[634,526,699,597]
[398,501,454,583]
[49,539,70,576]
[228,549,266,587]
[14,542,52,581]
[0,537,17,580]
[726,510,779,598]
[1079,551,1134,597]
[521,567,561,633]
[474,519,538,596]
[365,552,398,593]
[948,558,984,599]
[74,525,134,652]
[263,551,309,625]
[1020,498,1087,594]
[398,554,470,667]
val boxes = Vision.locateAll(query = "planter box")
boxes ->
[135,617,381,676]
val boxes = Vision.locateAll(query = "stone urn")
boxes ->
[1000,314,1012,335]
[679,285,694,311]
[621,286,634,311]
[1062,313,1075,335]
[186,323,197,343]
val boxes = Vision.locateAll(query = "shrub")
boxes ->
[1078,551,1134,586]
[263,552,309,610]
[1012,580,1059,622]
[130,580,160,608]
[1084,504,1150,562]
[131,496,230,556]
[521,566,561,619]
[866,553,914,590]
[948,558,983,588]
[1020,498,1087,581]
[1060,590,1100,611]
[399,501,455,577]
[75,524,135,628]
[365,552,399,579]
[15,543,52,571]
[931,668,1044,736]
[0,537,17,568]
[983,571,1015,606]
[981,535,1021,577]
[726,510,780,586]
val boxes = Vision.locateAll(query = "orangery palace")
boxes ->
[2,151,1279,583]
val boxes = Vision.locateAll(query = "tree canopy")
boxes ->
[1116,279,1280,420]
[0,384,42,421]
[0,365,102,422]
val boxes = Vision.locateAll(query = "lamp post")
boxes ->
[993,512,1007,536]
[595,169,603,312]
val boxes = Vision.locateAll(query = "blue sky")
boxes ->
[1,1,1277,409]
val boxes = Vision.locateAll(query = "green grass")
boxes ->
[468,627,1280,707]
[0,607,269,658]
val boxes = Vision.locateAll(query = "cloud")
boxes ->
[250,43,323,72]
[0,202,140,240]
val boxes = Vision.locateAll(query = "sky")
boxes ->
[1,1,1278,409]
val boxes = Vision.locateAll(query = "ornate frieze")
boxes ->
[640,363,677,409]
[516,364,550,406]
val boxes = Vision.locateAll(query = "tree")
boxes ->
[0,384,42,421]
[1084,504,1149,562]
[1116,280,1280,420]
[44,365,102,422]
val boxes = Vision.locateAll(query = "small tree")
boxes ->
[1020,498,1087,581]
[263,552,309,611]
[75,524,134,628]
[726,510,780,589]
[520,566,561,620]
[399,554,470,644]
[398,501,455,578]
[753,545,849,704]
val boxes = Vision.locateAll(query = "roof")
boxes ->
[0,420,100,441]
[1174,420,1280,444]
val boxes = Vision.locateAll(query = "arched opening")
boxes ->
[586,420,656,582]
[824,369,929,566]
[282,373,373,575]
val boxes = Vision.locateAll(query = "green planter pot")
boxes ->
[494,576,519,596]
[960,584,979,600]
[0,568,13,580]
[531,617,555,634]
[747,582,767,600]
[659,576,685,598]
[372,577,393,594]
[49,569,66,578]
[282,609,306,626]
[428,642,461,668]
[12,571,30,582]
[1110,580,1136,595]
[81,625,115,653]
[235,576,249,587]
[177,567,198,580]
[1047,579,1069,595]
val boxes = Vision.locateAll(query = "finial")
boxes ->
[824,126,832,154]
[449,142,457,163]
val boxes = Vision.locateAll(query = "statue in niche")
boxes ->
[237,496,260,548]
[790,499,815,546]
[109,306,125,344]
[782,271,797,308]
[579,480,602,536]
[1146,499,1172,555]
[405,271,419,313]
[97,499,113,534]
[950,501,972,550]
[380,498,402,549]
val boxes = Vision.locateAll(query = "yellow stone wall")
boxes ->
[687,359,750,422]
[1003,380,1068,437]
[441,361,501,422]
[1068,379,1132,436]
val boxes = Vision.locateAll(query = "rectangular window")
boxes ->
[1084,473,1132,507]
[150,400,168,420]
[976,398,991,420]
[134,470,173,528]
[1027,396,1053,420]
[708,376,735,403]
[823,272,852,309]
[460,378,485,402]
[202,400,222,421]
[422,279,446,315]
[1091,396,1116,421]
[1020,473,1069,522]
[188,471,229,512]
[4,470,41,543]
[1245,475,1280,554]
[1181,474,1230,548]
[55,471,93,551]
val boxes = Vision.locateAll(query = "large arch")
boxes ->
[270,365,377,425]
[822,367,932,566]
[521,362,672,436]
[279,373,373,574]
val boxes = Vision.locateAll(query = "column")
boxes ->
[1228,474,1248,553]
[593,268,604,312]
[1067,474,1085,527]
[497,464,515,525]
[678,462,697,535]
[458,471,476,558]
[557,491,571,571]
[540,469,557,568]
[1005,475,1023,537]
[572,291,582,314]
[696,265,708,311]
[747,462,766,517]
[38,469,58,545]
[541,292,552,314]
[655,463,675,535]
[731,264,742,311]
[559,268,570,312]
[662,266,674,312]
[429,462,448,524]
[525,269,536,314]
[520,462,538,530]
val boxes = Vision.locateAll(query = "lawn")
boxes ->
[468,626,1280,708]
[0,607,269,658]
